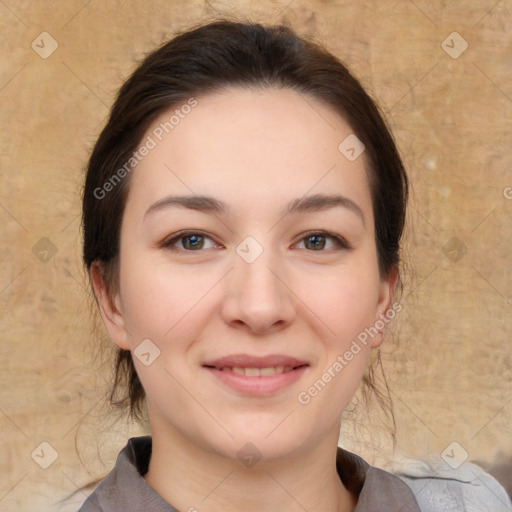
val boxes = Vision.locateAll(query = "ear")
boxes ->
[371,265,399,349]
[90,262,131,350]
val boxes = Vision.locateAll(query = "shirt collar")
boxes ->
[81,436,420,512]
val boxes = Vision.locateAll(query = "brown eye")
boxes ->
[162,231,218,251]
[304,234,327,250]
[295,231,351,251]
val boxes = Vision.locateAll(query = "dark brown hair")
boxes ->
[82,20,408,425]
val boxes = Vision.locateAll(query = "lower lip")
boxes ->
[204,366,308,396]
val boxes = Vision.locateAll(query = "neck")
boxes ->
[143,418,356,512]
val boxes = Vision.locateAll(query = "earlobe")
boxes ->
[90,262,131,350]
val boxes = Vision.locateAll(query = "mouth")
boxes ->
[203,353,309,373]
[202,354,309,395]
[206,365,304,377]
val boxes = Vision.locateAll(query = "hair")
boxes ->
[82,19,408,431]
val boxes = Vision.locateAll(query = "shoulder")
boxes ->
[337,447,421,511]
[391,455,512,512]
[77,436,177,512]
[361,466,422,511]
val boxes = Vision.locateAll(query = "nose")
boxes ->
[220,246,296,335]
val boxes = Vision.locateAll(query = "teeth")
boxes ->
[222,366,292,376]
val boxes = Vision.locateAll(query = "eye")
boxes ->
[161,231,220,251]
[294,231,351,251]
[160,230,350,252]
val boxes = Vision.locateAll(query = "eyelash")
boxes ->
[160,230,352,252]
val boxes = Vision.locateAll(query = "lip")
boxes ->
[202,353,309,396]
[203,353,309,369]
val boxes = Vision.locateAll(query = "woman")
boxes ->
[78,20,511,512]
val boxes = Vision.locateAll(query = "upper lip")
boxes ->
[203,354,309,369]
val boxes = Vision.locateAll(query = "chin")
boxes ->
[204,417,313,463]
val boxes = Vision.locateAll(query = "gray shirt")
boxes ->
[77,436,421,511]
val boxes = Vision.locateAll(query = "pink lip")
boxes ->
[202,353,309,396]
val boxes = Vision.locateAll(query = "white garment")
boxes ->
[392,455,512,512]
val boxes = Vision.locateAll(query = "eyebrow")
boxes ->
[144,193,365,226]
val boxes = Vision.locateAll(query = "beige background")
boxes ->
[0,1,511,510]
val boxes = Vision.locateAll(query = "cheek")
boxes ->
[118,254,218,345]
[297,264,381,346]
[119,261,216,409]
[294,271,377,427]
[116,256,225,405]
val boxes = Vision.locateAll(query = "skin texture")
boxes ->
[91,87,396,512]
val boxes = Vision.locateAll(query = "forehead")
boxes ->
[126,87,373,223]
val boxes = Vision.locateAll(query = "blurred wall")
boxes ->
[0,1,510,510]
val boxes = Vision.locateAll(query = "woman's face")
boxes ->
[98,87,395,461]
